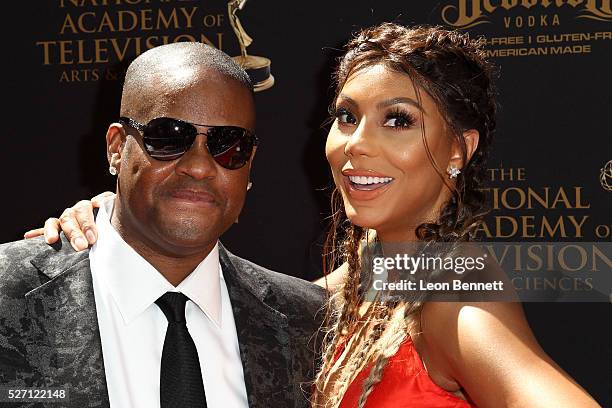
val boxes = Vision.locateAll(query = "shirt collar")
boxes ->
[89,198,222,327]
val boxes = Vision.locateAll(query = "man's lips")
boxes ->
[166,189,218,206]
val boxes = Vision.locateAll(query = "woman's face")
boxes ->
[326,63,461,242]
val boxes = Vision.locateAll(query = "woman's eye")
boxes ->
[335,108,357,125]
[383,112,416,128]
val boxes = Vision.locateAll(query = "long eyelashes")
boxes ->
[384,109,417,129]
[332,106,417,130]
[332,107,357,125]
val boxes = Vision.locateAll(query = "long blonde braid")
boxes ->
[312,224,364,407]
[356,303,422,408]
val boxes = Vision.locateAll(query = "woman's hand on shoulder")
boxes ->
[420,301,601,408]
[23,192,114,251]
[313,262,348,291]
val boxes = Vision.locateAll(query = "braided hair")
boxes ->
[313,23,497,407]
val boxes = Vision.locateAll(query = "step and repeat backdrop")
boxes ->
[3,0,611,404]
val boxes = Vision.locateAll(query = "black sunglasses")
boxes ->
[119,116,258,170]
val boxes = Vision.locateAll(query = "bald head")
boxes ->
[107,42,257,266]
[120,42,253,119]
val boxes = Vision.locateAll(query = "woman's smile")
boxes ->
[325,63,458,240]
[341,168,395,200]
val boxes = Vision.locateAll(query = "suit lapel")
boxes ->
[26,237,109,408]
[219,245,294,408]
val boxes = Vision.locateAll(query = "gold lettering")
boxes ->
[442,0,486,28]
[497,216,518,238]
[109,38,132,61]
[558,245,588,271]
[145,35,160,49]
[526,245,544,271]
[180,7,198,28]
[484,0,498,11]
[94,39,109,63]
[140,9,153,30]
[475,221,493,238]
[501,0,519,10]
[60,13,79,35]
[485,244,512,265]
[77,40,93,63]
[501,187,526,210]
[174,34,196,42]
[551,187,571,208]
[157,8,178,29]
[118,11,138,32]
[59,40,74,64]
[36,41,55,65]
[592,245,612,271]
[574,187,590,208]
[567,215,589,237]
[541,216,566,237]
[526,187,548,209]
[98,12,115,32]
[200,33,220,48]
[77,12,97,34]
[521,215,537,237]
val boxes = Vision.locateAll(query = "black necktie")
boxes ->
[156,292,207,408]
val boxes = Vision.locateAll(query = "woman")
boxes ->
[28,23,599,407]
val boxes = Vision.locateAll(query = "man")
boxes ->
[0,43,325,408]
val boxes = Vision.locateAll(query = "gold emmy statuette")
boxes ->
[600,159,612,192]
[228,0,274,92]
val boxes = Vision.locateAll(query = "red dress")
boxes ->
[338,337,476,408]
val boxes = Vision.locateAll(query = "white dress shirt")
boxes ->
[89,198,249,408]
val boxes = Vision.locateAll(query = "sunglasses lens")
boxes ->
[134,117,255,168]
[207,127,255,170]
[142,118,197,160]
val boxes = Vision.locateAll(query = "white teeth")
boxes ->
[348,175,393,185]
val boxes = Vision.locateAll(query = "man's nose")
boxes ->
[174,135,218,179]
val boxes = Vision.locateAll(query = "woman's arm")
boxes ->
[313,262,347,290]
[24,191,348,289]
[23,192,113,251]
[313,231,377,289]
[420,301,601,407]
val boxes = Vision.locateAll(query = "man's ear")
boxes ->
[106,123,126,173]
[449,129,480,170]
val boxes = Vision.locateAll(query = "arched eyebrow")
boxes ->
[337,94,358,108]
[376,97,425,114]
[337,94,426,114]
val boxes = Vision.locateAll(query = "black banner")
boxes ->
[3,0,611,404]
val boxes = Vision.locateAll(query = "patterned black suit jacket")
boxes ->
[0,235,326,408]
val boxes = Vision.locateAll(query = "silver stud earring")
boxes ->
[109,165,118,176]
[247,181,253,191]
[447,165,461,179]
